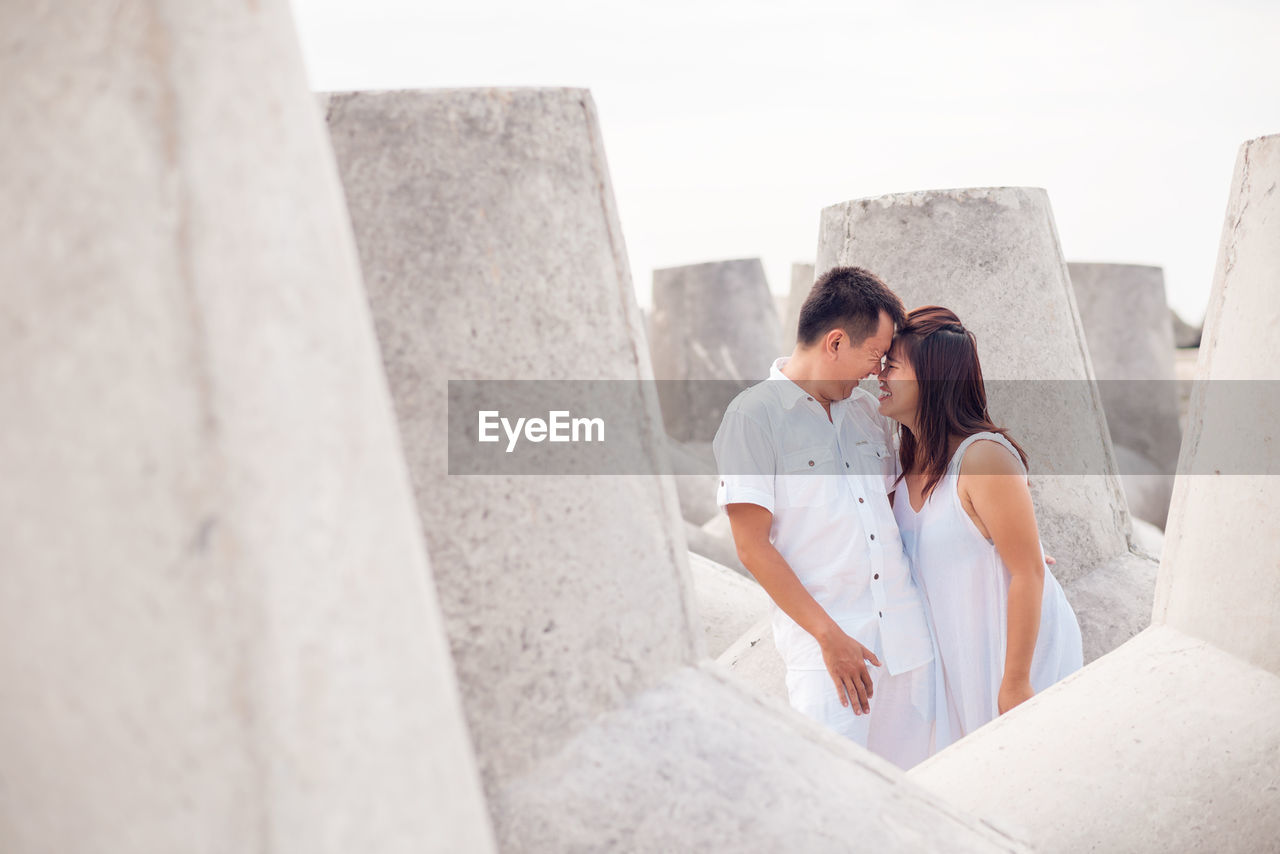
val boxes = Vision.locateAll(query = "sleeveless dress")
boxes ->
[892,431,1083,751]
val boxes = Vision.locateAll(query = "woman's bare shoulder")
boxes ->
[958,438,1024,478]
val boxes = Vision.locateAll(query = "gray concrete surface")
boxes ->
[783,261,815,346]
[1069,262,1180,526]
[1156,132,1280,675]
[1128,516,1165,563]
[0,6,495,853]
[717,620,789,704]
[1171,308,1203,348]
[664,436,721,525]
[1112,443,1175,530]
[686,515,749,575]
[1173,347,1199,434]
[910,625,1280,853]
[327,86,698,794]
[689,552,773,657]
[649,259,782,442]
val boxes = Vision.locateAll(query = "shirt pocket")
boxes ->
[779,445,836,508]
[850,439,891,477]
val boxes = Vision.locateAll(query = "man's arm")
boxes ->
[725,502,882,715]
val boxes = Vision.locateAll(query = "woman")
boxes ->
[876,305,1082,751]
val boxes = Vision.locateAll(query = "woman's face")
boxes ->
[877,340,919,424]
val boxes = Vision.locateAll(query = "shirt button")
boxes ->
[858,497,864,503]
[807,396,813,401]
[808,460,814,467]
[869,534,875,540]
[879,611,883,618]
[720,481,724,486]
[845,462,850,468]
[874,573,880,580]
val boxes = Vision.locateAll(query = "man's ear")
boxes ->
[822,328,843,359]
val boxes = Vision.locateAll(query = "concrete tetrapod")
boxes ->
[783,261,816,347]
[327,88,1027,853]
[1110,444,1175,532]
[817,187,1157,661]
[1170,308,1203,348]
[685,515,749,576]
[650,259,782,443]
[688,552,772,658]
[773,293,790,338]
[664,434,721,526]
[0,4,494,853]
[1174,347,1200,433]
[716,618,789,704]
[1068,262,1180,528]
[908,134,1280,854]
[911,626,1280,852]
[1156,133,1280,671]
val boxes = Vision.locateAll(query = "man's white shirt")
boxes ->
[712,357,934,675]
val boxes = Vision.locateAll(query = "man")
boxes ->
[712,266,935,769]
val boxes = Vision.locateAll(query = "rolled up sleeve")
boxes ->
[712,410,776,513]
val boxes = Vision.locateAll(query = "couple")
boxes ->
[712,266,1082,769]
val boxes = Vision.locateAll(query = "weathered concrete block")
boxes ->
[783,261,815,346]
[1170,308,1203,348]
[1052,551,1158,662]
[773,292,790,339]
[1068,262,1181,526]
[1173,347,1199,434]
[664,436,721,525]
[664,435,743,551]
[674,474,720,526]
[685,515,749,575]
[327,86,698,789]
[717,619,789,704]
[0,6,494,853]
[650,259,782,441]
[1111,443,1175,529]
[910,626,1280,853]
[1156,132,1280,675]
[689,552,772,657]
[700,512,744,559]
[1128,516,1165,563]
[499,663,1028,853]
[818,187,1155,659]
[328,88,1026,853]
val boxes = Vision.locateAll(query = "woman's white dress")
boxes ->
[892,431,1083,751]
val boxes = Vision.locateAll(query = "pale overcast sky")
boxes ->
[290,0,1279,324]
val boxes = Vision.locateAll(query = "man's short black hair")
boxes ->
[796,266,906,347]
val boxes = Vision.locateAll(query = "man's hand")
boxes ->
[725,502,884,715]
[819,629,882,715]
[998,676,1035,715]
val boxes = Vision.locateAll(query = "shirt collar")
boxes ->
[769,356,860,413]
[769,356,815,410]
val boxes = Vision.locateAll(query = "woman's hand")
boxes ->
[998,676,1035,714]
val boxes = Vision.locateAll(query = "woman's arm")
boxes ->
[958,440,1045,714]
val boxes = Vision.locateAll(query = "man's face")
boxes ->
[836,310,895,382]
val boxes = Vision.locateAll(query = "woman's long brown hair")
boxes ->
[893,306,1028,501]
